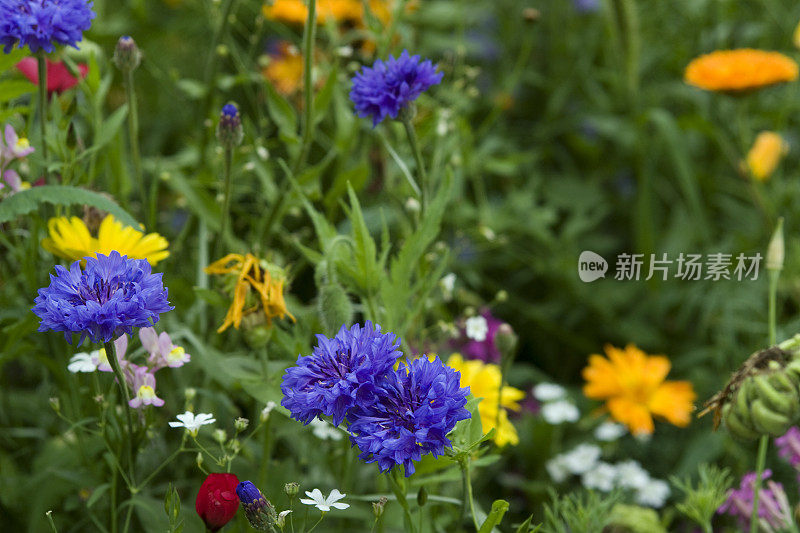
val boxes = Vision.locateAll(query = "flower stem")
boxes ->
[400,110,428,211]
[306,513,325,533]
[46,511,58,532]
[104,341,136,487]
[388,469,416,533]
[459,458,479,531]
[36,50,49,181]
[217,146,233,257]
[123,69,147,224]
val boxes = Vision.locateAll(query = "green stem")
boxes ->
[46,511,58,532]
[768,269,779,346]
[217,147,234,256]
[306,513,325,533]
[123,69,146,222]
[400,111,428,211]
[104,341,136,487]
[36,50,49,181]
[388,469,416,533]
[750,435,768,533]
[460,459,479,531]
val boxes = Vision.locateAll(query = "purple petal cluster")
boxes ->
[347,356,470,476]
[717,470,792,531]
[0,0,95,54]
[280,321,402,426]
[456,309,505,363]
[775,426,800,467]
[349,50,443,127]
[32,251,173,345]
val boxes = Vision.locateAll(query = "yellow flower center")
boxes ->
[167,346,186,364]
[137,385,156,400]
[15,137,30,151]
[97,348,109,365]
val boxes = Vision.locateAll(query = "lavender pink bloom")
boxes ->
[717,470,791,531]
[456,309,505,363]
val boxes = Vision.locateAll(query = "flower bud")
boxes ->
[49,397,60,413]
[214,428,227,444]
[372,497,387,519]
[216,103,244,148]
[236,481,277,531]
[767,218,784,272]
[523,7,541,22]
[234,417,249,432]
[405,197,421,213]
[416,486,428,507]
[276,510,292,528]
[495,323,518,360]
[317,283,353,335]
[261,402,276,422]
[113,36,142,72]
[184,387,197,401]
[284,482,299,498]
[196,452,204,469]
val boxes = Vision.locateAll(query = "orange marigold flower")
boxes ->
[204,253,295,333]
[582,344,696,436]
[743,131,789,182]
[262,42,304,95]
[684,49,798,92]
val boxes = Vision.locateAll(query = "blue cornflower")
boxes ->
[216,103,243,148]
[32,251,173,345]
[280,321,402,426]
[0,0,95,54]
[573,0,600,13]
[236,481,277,530]
[350,50,443,127]
[347,356,471,477]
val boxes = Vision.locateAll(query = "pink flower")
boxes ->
[718,470,792,531]
[16,57,88,94]
[139,327,191,370]
[128,366,165,408]
[775,426,800,467]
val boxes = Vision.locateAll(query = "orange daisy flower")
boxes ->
[204,253,295,333]
[582,344,696,436]
[684,49,798,92]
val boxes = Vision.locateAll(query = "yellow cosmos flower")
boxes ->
[204,253,295,333]
[582,344,696,436]
[684,49,799,92]
[41,215,169,265]
[743,131,788,182]
[446,353,525,447]
[263,42,304,96]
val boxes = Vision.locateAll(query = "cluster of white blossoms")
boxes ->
[533,383,580,424]
[546,445,670,508]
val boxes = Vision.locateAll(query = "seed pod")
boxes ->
[317,282,353,335]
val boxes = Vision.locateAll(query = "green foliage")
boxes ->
[671,464,734,532]
[540,489,622,533]
[0,185,139,226]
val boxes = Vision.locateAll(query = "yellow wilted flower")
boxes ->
[41,214,169,265]
[582,344,696,436]
[743,131,788,182]
[446,353,525,447]
[684,49,798,92]
[204,253,295,333]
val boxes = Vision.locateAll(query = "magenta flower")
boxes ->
[455,309,505,363]
[776,426,800,467]
[717,470,792,531]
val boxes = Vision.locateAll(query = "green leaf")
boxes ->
[515,515,536,533]
[478,500,509,533]
[0,80,33,103]
[313,65,338,125]
[344,182,380,292]
[265,80,298,138]
[0,185,140,227]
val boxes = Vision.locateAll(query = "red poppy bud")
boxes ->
[16,58,89,94]
[195,473,240,532]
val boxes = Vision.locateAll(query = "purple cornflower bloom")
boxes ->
[280,321,402,426]
[32,251,173,345]
[0,0,95,53]
[573,0,600,13]
[347,356,471,477]
[456,309,505,363]
[775,426,800,467]
[717,470,792,531]
[350,50,443,127]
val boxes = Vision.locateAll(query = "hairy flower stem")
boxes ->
[104,341,136,490]
[401,111,428,211]
[459,458,479,531]
[217,146,233,257]
[752,266,781,531]
[123,69,147,224]
[36,51,49,181]
[388,469,417,533]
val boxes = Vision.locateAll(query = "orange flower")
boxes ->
[582,344,696,436]
[262,0,398,26]
[262,42,304,95]
[204,253,295,333]
[743,131,789,182]
[684,49,798,92]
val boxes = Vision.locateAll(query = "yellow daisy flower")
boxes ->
[582,344,696,436]
[204,253,295,333]
[446,353,525,447]
[743,131,788,182]
[41,215,169,265]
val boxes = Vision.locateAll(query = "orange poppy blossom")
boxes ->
[684,49,798,92]
[582,344,696,436]
[204,253,295,333]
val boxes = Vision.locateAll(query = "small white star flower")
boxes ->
[581,462,617,492]
[168,411,216,437]
[594,421,626,442]
[532,383,566,402]
[465,315,488,342]
[310,418,344,441]
[276,510,292,528]
[635,478,671,508]
[68,351,100,373]
[541,400,580,424]
[615,460,650,490]
[300,488,350,512]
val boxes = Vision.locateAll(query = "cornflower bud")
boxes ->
[216,103,244,148]
[113,36,142,72]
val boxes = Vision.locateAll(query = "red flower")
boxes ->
[16,58,89,94]
[195,473,240,532]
